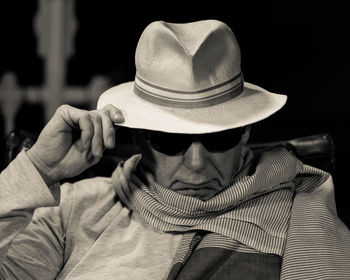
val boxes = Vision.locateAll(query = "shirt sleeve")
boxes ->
[0,150,65,279]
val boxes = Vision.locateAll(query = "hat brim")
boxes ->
[97,81,287,134]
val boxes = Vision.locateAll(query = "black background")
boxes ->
[1,1,349,225]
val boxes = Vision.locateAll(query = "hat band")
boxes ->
[134,73,244,108]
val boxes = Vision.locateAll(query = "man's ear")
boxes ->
[241,125,251,144]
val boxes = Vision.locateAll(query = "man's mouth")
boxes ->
[170,180,222,200]
[172,180,213,190]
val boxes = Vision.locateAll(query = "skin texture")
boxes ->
[135,127,250,201]
[27,104,124,185]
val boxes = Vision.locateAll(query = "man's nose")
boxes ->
[184,142,208,171]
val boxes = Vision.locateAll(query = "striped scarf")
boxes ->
[112,146,350,279]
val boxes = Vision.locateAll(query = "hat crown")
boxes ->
[135,20,242,92]
[98,19,287,133]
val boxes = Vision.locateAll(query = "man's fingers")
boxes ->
[90,114,104,158]
[55,104,123,156]
[57,104,87,128]
[97,104,124,149]
[100,110,116,149]
[80,115,94,150]
[102,104,125,124]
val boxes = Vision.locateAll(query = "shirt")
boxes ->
[0,151,182,279]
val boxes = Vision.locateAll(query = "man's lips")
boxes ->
[170,180,222,200]
[171,179,219,190]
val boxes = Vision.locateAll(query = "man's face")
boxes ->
[137,128,249,201]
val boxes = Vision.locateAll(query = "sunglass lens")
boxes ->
[201,128,244,152]
[148,131,191,155]
[148,128,244,155]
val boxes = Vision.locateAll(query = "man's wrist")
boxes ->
[26,148,57,185]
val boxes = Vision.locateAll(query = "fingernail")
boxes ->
[114,113,124,123]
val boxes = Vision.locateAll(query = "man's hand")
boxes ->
[26,104,124,184]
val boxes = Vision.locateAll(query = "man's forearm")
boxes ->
[0,150,60,266]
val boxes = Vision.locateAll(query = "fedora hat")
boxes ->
[97,20,287,134]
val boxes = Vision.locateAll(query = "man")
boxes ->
[1,20,349,279]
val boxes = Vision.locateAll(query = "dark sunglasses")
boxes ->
[144,127,245,156]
